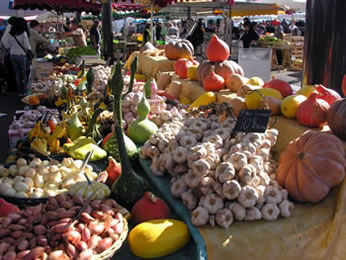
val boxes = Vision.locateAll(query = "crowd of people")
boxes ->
[0,17,102,98]
[0,15,304,98]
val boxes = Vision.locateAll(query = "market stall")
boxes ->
[1,0,346,258]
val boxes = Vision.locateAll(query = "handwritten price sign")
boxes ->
[234,110,271,133]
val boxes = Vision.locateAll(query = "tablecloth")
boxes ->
[139,117,346,260]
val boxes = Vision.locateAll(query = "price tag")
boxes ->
[234,109,271,133]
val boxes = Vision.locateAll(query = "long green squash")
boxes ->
[111,58,150,210]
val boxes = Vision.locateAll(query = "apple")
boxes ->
[263,79,293,97]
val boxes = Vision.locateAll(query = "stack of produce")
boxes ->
[0,194,127,259]
[89,65,111,95]
[0,157,107,199]
[140,103,295,228]
[9,107,59,132]
[65,46,98,64]
[122,81,187,128]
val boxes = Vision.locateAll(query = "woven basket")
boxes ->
[95,218,129,260]
[1,195,48,207]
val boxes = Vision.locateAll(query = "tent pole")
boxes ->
[102,0,114,64]
[150,4,154,44]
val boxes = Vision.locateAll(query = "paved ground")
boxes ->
[0,69,303,163]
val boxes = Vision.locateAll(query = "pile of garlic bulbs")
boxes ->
[140,111,294,228]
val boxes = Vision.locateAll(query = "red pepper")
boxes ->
[106,156,122,187]
[0,199,20,217]
[48,119,57,133]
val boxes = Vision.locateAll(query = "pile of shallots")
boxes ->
[0,194,126,260]
[140,112,295,229]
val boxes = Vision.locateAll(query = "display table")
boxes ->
[137,52,175,79]
[140,118,346,260]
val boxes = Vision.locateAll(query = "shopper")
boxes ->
[143,23,151,44]
[156,22,162,42]
[167,22,179,39]
[58,20,87,47]
[29,20,49,57]
[1,17,17,93]
[187,19,205,50]
[0,31,8,95]
[89,20,101,55]
[2,18,32,97]
[240,21,259,48]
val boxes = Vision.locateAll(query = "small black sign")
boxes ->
[234,109,271,133]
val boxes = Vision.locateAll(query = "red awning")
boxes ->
[13,0,101,14]
[112,3,145,11]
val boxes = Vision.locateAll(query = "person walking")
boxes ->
[89,20,101,55]
[2,18,32,97]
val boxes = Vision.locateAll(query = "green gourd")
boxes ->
[66,113,83,141]
[128,94,158,145]
[111,58,150,210]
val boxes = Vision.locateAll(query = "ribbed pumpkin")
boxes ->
[165,40,194,60]
[196,60,244,85]
[69,181,111,200]
[206,34,230,62]
[342,75,346,96]
[203,66,225,91]
[327,98,346,140]
[174,58,193,79]
[276,130,346,203]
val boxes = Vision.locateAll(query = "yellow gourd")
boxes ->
[188,92,216,111]
[128,219,190,259]
[186,65,198,80]
[179,95,191,105]
[135,73,146,81]
[245,88,283,109]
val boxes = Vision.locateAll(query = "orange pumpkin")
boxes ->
[327,98,346,140]
[206,34,230,62]
[174,58,193,79]
[277,130,346,203]
[165,40,194,60]
[342,75,346,96]
[196,60,244,85]
[203,66,225,92]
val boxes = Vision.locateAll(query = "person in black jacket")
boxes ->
[240,21,259,48]
[187,19,205,50]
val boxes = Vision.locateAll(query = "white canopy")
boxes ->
[255,0,306,12]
